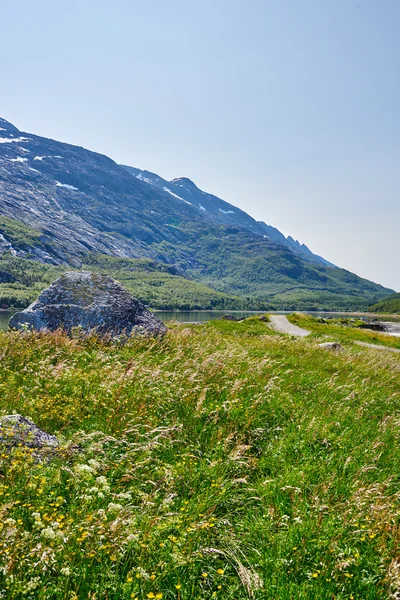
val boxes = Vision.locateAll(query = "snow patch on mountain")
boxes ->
[10,157,28,163]
[0,137,30,144]
[56,181,79,191]
[163,187,192,205]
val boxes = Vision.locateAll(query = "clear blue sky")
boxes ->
[2,0,399,290]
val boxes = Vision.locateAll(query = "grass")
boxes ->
[288,313,400,350]
[0,318,399,599]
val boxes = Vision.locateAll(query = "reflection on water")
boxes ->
[0,311,13,331]
[154,310,271,322]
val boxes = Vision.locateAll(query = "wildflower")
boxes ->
[26,578,40,591]
[217,569,224,575]
[42,526,56,539]
[147,594,155,599]
[116,491,132,500]
[202,573,208,578]
[60,567,71,576]
[108,502,123,512]
[175,584,181,589]
[74,463,95,478]
[312,573,318,578]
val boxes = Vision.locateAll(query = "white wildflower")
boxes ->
[115,492,132,500]
[42,527,56,539]
[26,577,40,591]
[74,463,95,478]
[88,459,101,470]
[107,503,123,513]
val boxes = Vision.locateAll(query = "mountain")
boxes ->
[0,117,394,310]
[121,166,334,267]
[369,293,400,314]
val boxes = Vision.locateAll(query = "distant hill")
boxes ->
[0,116,394,310]
[369,293,400,314]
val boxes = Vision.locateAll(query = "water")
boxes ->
[153,310,400,324]
[1,309,399,331]
[0,311,13,331]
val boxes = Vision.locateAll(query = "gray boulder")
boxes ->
[0,414,59,449]
[9,271,167,337]
[319,341,344,351]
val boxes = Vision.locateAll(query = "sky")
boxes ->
[1,0,399,290]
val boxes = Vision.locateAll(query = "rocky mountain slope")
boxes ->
[0,117,394,309]
[122,166,333,267]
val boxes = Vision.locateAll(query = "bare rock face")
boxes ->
[9,271,167,337]
[0,415,59,449]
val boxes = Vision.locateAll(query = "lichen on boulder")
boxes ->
[0,415,59,449]
[9,271,167,337]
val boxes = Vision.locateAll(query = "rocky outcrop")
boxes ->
[9,271,167,337]
[0,414,59,449]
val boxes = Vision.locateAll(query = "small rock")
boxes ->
[0,414,59,449]
[259,316,268,322]
[220,314,237,321]
[319,342,344,351]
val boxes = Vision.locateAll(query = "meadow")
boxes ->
[0,317,399,599]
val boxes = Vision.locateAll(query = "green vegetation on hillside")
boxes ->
[369,293,400,314]
[153,223,392,310]
[0,320,399,598]
[0,249,393,313]
[0,254,270,311]
[0,216,43,250]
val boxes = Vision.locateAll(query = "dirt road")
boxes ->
[268,315,310,337]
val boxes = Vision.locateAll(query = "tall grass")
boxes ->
[0,319,399,599]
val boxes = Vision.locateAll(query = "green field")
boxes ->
[0,318,399,599]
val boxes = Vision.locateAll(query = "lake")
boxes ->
[2,309,399,331]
